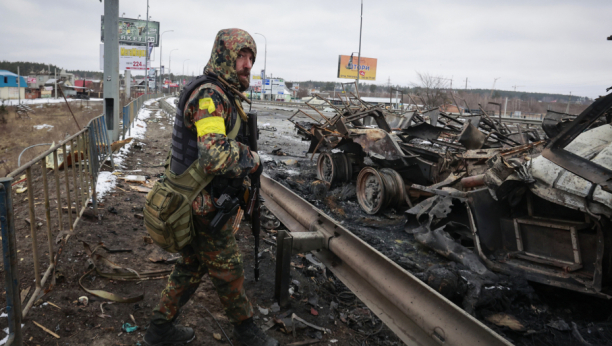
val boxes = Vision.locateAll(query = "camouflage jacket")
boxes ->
[182,28,259,178]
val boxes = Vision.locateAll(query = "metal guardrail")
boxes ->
[261,175,513,346]
[0,94,159,346]
[122,93,163,138]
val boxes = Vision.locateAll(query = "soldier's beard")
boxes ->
[237,70,250,91]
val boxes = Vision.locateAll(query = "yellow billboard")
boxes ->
[337,55,377,81]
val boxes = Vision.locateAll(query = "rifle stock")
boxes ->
[247,111,260,281]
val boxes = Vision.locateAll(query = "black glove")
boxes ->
[251,160,263,177]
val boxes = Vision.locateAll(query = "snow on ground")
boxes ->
[33,124,53,131]
[95,171,117,201]
[259,153,275,163]
[0,324,25,346]
[3,98,103,106]
[94,96,163,201]
[166,97,177,105]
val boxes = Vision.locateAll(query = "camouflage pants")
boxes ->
[151,191,254,325]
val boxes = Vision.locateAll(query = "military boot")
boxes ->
[233,318,280,346]
[143,321,196,346]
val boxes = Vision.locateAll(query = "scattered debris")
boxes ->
[121,323,138,333]
[78,296,89,306]
[272,148,288,156]
[485,313,525,331]
[33,320,60,339]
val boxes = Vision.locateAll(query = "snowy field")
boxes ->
[2,98,103,106]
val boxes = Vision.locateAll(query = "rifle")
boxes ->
[245,110,261,281]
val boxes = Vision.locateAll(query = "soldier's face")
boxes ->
[236,48,254,89]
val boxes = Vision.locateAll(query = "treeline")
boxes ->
[289,80,588,104]
[0,61,103,79]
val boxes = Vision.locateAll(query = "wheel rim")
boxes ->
[356,167,385,214]
[317,153,351,186]
[357,167,406,214]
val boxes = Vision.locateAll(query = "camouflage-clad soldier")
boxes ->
[144,28,279,346]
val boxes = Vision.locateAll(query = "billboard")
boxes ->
[250,75,263,87]
[262,79,285,94]
[100,44,153,70]
[101,16,160,47]
[337,55,377,81]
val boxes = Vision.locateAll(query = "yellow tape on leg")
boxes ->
[195,116,226,137]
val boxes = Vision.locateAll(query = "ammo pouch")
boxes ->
[143,161,214,253]
[143,104,243,253]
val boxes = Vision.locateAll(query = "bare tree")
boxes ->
[412,72,450,109]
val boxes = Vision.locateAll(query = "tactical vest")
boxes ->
[171,73,239,175]
[143,74,243,253]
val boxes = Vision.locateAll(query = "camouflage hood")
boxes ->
[204,28,257,91]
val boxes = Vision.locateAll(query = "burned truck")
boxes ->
[406,93,612,297]
[291,83,542,215]
[292,83,612,296]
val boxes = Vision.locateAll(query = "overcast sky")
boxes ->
[1,0,611,98]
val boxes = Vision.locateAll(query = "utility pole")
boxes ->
[17,66,21,105]
[465,77,468,90]
[54,69,57,99]
[160,30,173,94]
[489,77,500,99]
[254,33,266,100]
[356,0,363,85]
[566,91,572,114]
[145,0,150,95]
[103,0,120,141]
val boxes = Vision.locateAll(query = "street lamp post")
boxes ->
[254,33,267,100]
[169,49,178,92]
[145,0,150,95]
[169,49,178,76]
[356,0,363,85]
[160,30,173,93]
[182,59,190,84]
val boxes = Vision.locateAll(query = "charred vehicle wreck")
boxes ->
[406,93,612,298]
[292,84,612,297]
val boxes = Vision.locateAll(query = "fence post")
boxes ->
[0,178,24,346]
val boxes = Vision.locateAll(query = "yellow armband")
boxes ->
[195,116,226,137]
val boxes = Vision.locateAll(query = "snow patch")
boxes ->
[3,98,102,106]
[96,171,117,201]
[259,153,274,163]
[33,124,54,131]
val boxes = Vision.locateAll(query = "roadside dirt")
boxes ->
[0,100,400,346]
[3,100,612,346]
[0,100,103,177]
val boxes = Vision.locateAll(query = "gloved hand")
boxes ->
[249,152,263,176]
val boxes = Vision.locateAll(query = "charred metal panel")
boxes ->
[542,92,612,192]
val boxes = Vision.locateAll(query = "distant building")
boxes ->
[0,70,27,100]
[27,69,75,89]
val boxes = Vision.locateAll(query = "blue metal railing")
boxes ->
[122,93,163,138]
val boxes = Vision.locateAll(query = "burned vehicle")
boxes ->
[406,93,612,297]
[291,83,543,215]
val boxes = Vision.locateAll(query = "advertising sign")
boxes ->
[101,16,160,47]
[262,79,286,94]
[250,75,263,87]
[27,77,37,83]
[337,55,377,81]
[100,44,151,70]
